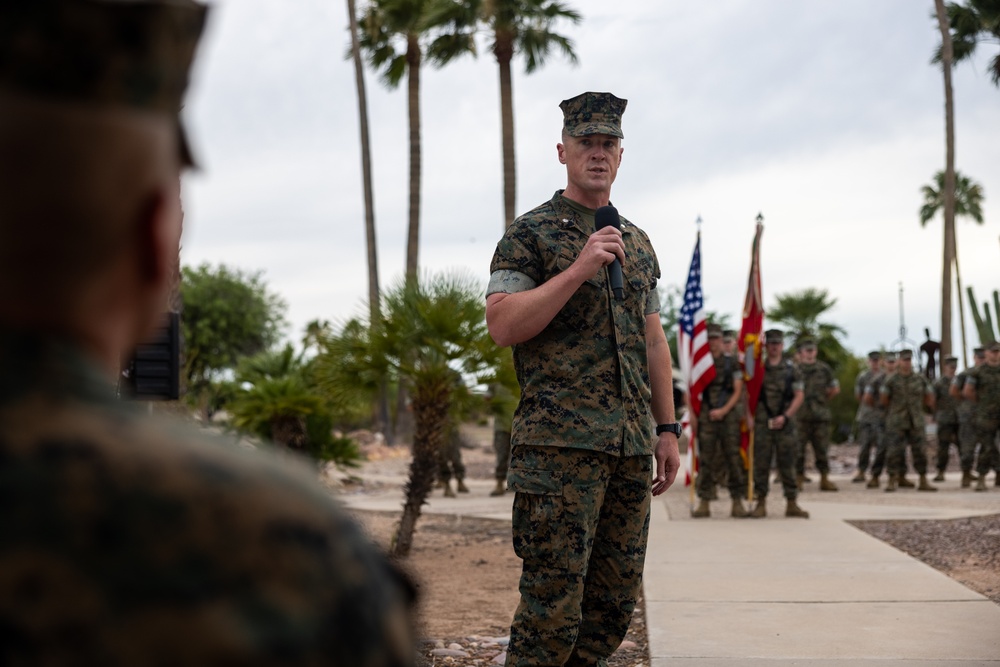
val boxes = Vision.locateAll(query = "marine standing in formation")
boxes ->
[486,92,680,665]
[880,350,937,492]
[852,351,882,483]
[750,330,809,518]
[952,346,985,487]
[794,337,840,491]
[692,324,747,518]
[932,356,960,481]
[863,352,897,488]
[0,1,416,663]
[963,341,1000,491]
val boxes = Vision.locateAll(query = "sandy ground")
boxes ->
[338,427,1000,666]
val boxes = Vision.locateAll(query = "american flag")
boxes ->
[678,232,715,486]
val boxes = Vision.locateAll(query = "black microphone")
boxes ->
[595,205,624,300]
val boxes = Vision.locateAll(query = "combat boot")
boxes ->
[443,481,456,498]
[917,474,938,492]
[785,499,810,519]
[884,475,897,492]
[731,498,749,518]
[897,475,915,488]
[866,475,880,489]
[933,470,946,482]
[691,499,711,518]
[456,478,470,493]
[851,471,866,483]
[489,479,506,497]
[819,473,839,492]
[749,497,767,518]
[974,477,987,492]
[802,473,813,483]
[961,470,973,488]
[795,473,805,491]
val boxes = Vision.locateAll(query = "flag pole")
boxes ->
[689,216,702,510]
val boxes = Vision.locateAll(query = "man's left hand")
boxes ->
[652,433,680,496]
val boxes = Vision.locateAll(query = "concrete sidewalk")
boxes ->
[341,471,1000,665]
[647,477,1000,665]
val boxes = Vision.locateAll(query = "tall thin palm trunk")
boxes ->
[954,253,968,367]
[346,0,391,441]
[405,33,422,285]
[495,32,516,229]
[935,0,957,358]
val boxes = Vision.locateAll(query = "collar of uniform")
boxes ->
[0,326,120,407]
[551,189,633,239]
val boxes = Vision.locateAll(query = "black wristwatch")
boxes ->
[655,422,682,437]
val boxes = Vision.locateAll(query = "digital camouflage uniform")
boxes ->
[854,366,880,475]
[966,364,1000,482]
[697,353,745,501]
[0,332,417,666]
[880,371,934,479]
[488,183,661,666]
[796,360,838,477]
[864,371,892,480]
[953,369,979,474]
[753,359,804,500]
[933,374,960,475]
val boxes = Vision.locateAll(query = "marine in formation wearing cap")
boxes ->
[0,2,416,663]
[862,351,897,488]
[951,346,986,487]
[749,330,810,518]
[961,341,1000,490]
[852,350,883,483]
[793,337,840,491]
[879,350,938,492]
[932,356,960,481]
[486,92,680,665]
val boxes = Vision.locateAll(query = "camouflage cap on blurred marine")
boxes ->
[560,91,627,138]
[0,0,208,166]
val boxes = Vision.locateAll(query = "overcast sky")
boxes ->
[180,0,1000,364]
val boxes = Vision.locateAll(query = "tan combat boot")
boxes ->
[884,475,897,492]
[917,474,938,492]
[691,499,711,518]
[443,481,456,498]
[975,477,987,492]
[796,473,805,491]
[961,470,973,488]
[819,473,839,492]
[489,479,506,497]
[731,498,749,518]
[933,470,946,482]
[897,475,915,489]
[785,499,810,519]
[456,478,470,493]
[750,497,767,518]
[866,474,880,489]
[851,471,866,483]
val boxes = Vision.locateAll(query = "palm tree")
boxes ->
[934,0,958,360]
[920,169,986,363]
[346,0,392,441]
[314,271,500,557]
[768,288,847,368]
[356,0,477,285]
[939,0,1000,86]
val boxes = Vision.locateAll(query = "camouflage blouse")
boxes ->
[488,191,661,457]
[880,371,933,432]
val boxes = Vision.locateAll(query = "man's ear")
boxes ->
[557,142,566,164]
[134,187,179,290]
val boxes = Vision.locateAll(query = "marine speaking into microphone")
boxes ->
[595,204,624,300]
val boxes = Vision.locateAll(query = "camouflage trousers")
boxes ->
[934,422,960,472]
[973,417,1000,476]
[505,445,651,667]
[796,419,831,475]
[884,427,929,477]
[438,431,466,482]
[855,419,881,473]
[752,420,798,500]
[494,428,512,481]
[958,414,978,471]
[696,414,745,500]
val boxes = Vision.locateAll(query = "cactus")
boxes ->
[967,286,999,344]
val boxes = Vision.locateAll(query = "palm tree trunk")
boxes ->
[346,0,391,442]
[391,377,450,557]
[405,34,422,285]
[954,254,968,368]
[935,0,957,358]
[495,33,516,230]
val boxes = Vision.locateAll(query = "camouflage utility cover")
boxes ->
[489,191,660,457]
[797,361,837,421]
[0,331,415,665]
[881,371,932,432]
[559,91,627,139]
[933,375,959,425]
